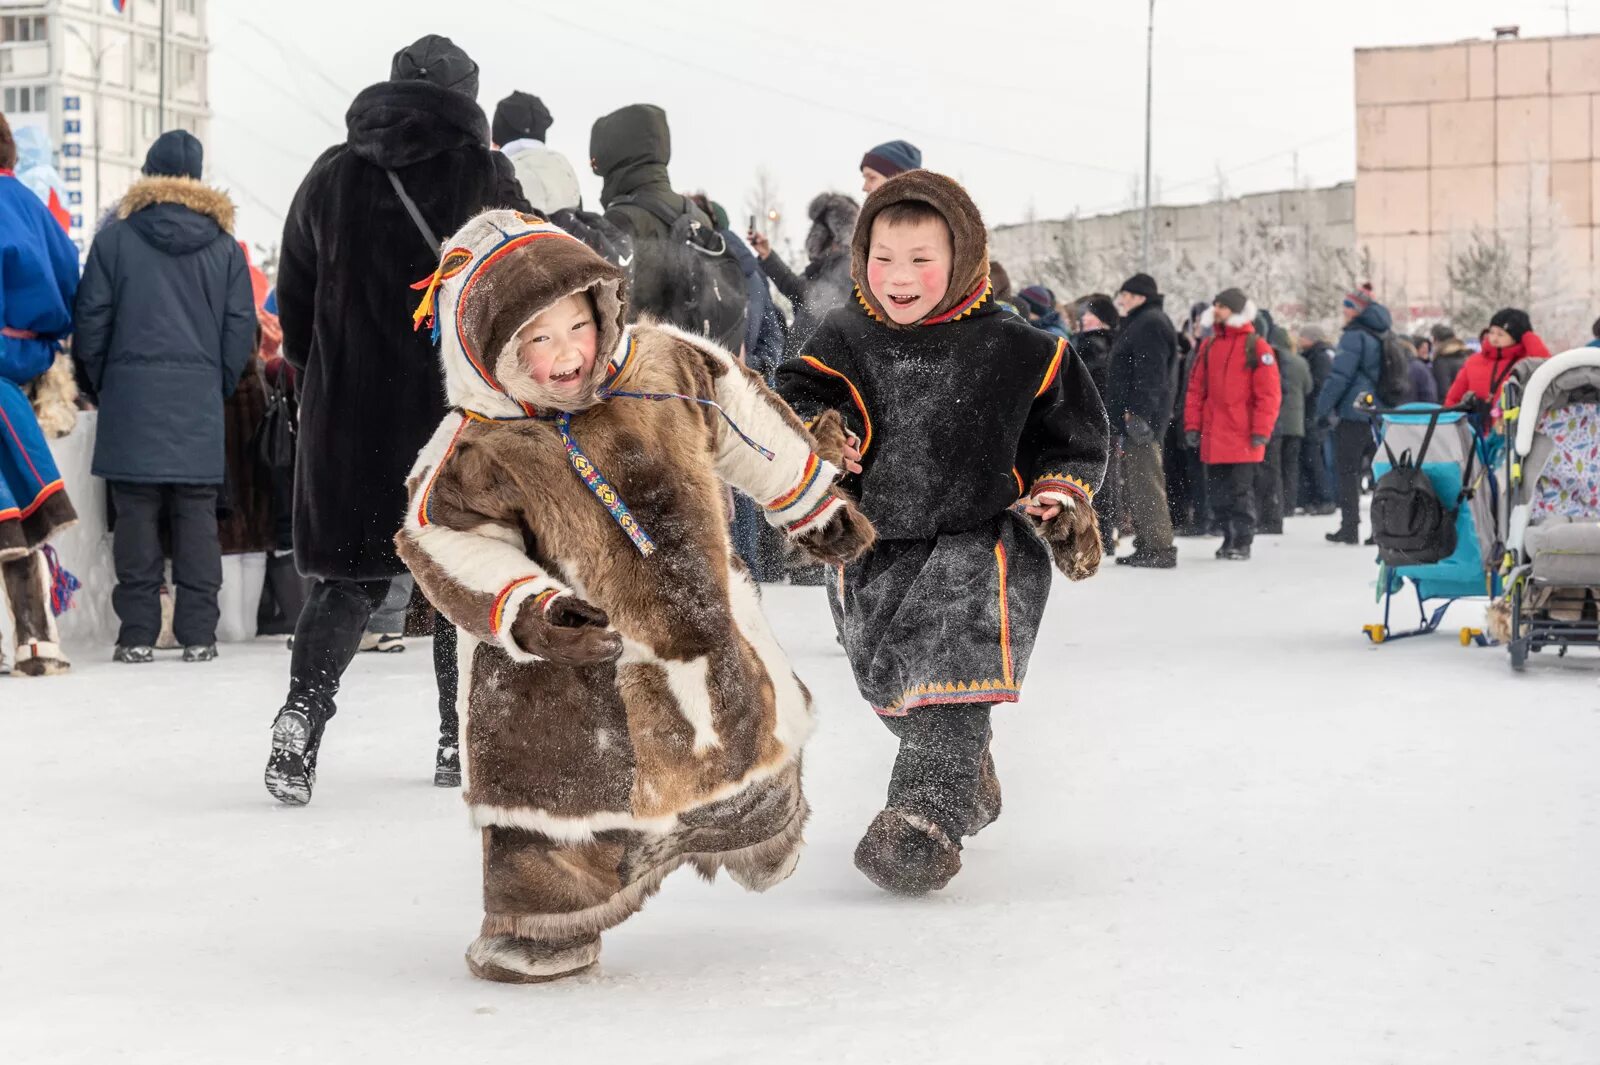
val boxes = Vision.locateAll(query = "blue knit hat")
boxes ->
[861,139,922,178]
[1017,285,1055,317]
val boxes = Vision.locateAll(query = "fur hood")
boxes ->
[805,192,858,262]
[345,78,489,170]
[428,209,627,417]
[117,175,235,233]
[850,169,989,327]
[1197,300,1261,334]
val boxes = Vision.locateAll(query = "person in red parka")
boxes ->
[1443,307,1551,430]
[1183,288,1282,560]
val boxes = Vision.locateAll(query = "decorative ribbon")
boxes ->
[600,388,777,461]
[554,411,659,557]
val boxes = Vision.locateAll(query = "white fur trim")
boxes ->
[724,563,815,753]
[466,933,599,980]
[469,803,681,842]
[14,641,68,668]
[1033,490,1078,509]
[493,581,567,664]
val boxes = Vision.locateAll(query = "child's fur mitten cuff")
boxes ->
[1037,496,1102,581]
[794,488,877,565]
[509,592,624,667]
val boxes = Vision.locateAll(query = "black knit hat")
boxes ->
[390,34,479,99]
[1076,293,1118,330]
[1489,307,1532,341]
[143,129,202,179]
[861,139,922,178]
[1119,272,1159,299]
[1214,287,1248,315]
[493,91,552,145]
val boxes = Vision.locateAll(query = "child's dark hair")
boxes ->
[875,199,947,231]
[1592,315,1600,340]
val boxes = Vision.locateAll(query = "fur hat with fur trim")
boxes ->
[850,169,989,327]
[426,210,626,417]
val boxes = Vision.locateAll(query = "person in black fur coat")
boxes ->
[776,170,1109,896]
[264,34,532,807]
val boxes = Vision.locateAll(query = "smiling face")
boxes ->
[515,293,599,396]
[866,214,953,325]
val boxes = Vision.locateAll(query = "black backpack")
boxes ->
[1370,414,1465,566]
[252,365,298,475]
[1375,330,1415,407]
[611,195,748,353]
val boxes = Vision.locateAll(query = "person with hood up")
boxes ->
[1316,288,1392,544]
[1443,308,1551,420]
[74,129,255,665]
[750,192,859,355]
[0,113,80,677]
[1182,288,1281,560]
[1017,285,1072,340]
[494,91,631,269]
[394,210,874,982]
[1402,336,1439,404]
[1429,324,1469,404]
[860,139,922,194]
[1107,273,1178,567]
[1073,293,1118,552]
[589,104,712,240]
[778,171,1110,896]
[264,34,533,807]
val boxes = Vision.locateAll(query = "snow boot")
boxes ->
[466,932,600,983]
[1325,528,1359,544]
[359,632,405,653]
[1116,549,1177,569]
[434,736,461,788]
[853,809,963,896]
[113,645,154,665]
[1219,544,1252,561]
[968,746,1003,836]
[265,703,326,806]
[183,644,219,663]
[15,640,70,676]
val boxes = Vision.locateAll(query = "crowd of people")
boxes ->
[0,29,1587,983]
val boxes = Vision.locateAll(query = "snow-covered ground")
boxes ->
[6,517,1599,1065]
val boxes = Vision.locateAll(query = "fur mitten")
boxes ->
[510,593,623,666]
[795,488,876,565]
[27,353,79,439]
[808,409,851,470]
[1486,597,1512,645]
[1037,495,1103,581]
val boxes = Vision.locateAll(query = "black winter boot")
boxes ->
[265,700,327,806]
[434,735,461,788]
[853,809,963,895]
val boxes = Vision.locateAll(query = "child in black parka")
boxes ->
[776,170,1110,894]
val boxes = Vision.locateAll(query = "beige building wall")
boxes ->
[1355,33,1600,335]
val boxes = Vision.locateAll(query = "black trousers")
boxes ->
[1206,463,1259,548]
[287,577,459,745]
[1093,446,1120,547]
[1335,421,1376,535]
[110,481,222,647]
[1120,438,1175,555]
[1254,440,1284,533]
[1300,429,1332,506]
[1184,446,1210,529]
[880,704,992,840]
[1280,436,1303,515]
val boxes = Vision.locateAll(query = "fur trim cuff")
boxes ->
[782,494,845,539]
[764,454,840,525]
[1031,474,1093,503]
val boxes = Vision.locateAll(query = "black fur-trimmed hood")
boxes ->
[345,79,490,169]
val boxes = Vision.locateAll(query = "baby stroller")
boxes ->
[1362,401,1502,645]
[1494,348,1600,670]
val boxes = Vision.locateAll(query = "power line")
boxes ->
[514,3,1135,180]
[235,17,358,100]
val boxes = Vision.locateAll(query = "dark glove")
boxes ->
[1318,414,1337,431]
[510,593,623,667]
[1250,435,1269,448]
[1123,414,1155,447]
[1184,430,1201,449]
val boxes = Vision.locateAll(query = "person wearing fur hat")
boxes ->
[393,211,874,982]
[265,35,533,805]
[1108,273,1178,567]
[1443,308,1551,419]
[776,170,1110,895]
[860,139,922,193]
[1182,289,1282,560]
[74,129,255,664]
[750,191,860,355]
[0,112,81,676]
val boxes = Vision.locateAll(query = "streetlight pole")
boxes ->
[1140,0,1155,272]
[63,22,119,226]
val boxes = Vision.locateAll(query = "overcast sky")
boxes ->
[208,0,1595,256]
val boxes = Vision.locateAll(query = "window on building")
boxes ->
[2,86,49,113]
[139,104,158,140]
[175,47,196,86]
[138,38,157,71]
[1,15,48,42]
[0,51,11,76]
[177,0,195,13]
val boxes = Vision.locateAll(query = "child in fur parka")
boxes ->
[776,170,1110,895]
[394,211,874,983]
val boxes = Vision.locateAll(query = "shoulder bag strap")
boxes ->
[386,169,441,254]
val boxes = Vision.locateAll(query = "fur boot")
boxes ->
[968,746,1002,836]
[466,932,600,984]
[1486,597,1513,645]
[853,808,963,896]
[25,353,80,439]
